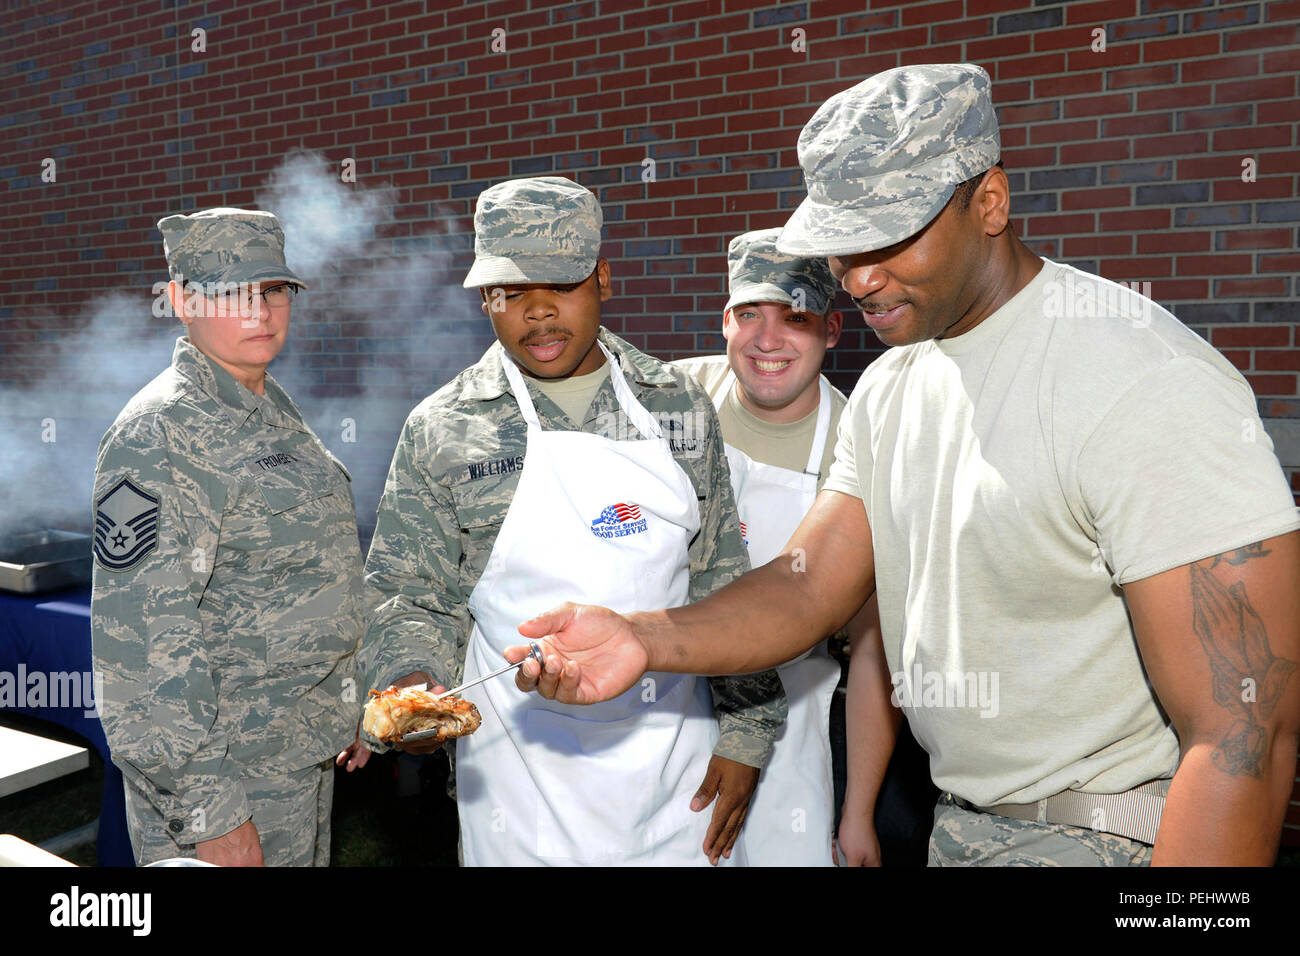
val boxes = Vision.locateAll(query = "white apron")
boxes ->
[718,371,840,866]
[456,342,720,866]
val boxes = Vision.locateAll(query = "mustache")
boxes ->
[519,327,572,345]
[854,297,906,313]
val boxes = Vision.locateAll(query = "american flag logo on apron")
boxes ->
[590,502,648,539]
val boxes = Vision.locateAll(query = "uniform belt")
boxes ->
[950,778,1171,846]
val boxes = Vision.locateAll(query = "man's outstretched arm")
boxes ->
[1124,530,1300,865]
[510,488,876,703]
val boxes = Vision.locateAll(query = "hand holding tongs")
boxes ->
[400,641,544,742]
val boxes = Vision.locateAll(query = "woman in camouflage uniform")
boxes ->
[90,208,366,866]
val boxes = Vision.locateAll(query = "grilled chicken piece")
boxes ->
[362,685,482,743]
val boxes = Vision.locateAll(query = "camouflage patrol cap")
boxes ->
[777,63,1001,257]
[725,228,835,315]
[463,176,602,288]
[157,207,307,289]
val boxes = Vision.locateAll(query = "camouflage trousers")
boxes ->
[123,760,334,866]
[928,793,1153,866]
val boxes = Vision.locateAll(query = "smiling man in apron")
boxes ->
[673,230,848,865]
[359,176,786,866]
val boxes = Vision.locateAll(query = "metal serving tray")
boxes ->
[0,530,93,595]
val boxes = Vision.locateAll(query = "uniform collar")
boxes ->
[170,336,305,431]
[457,327,678,403]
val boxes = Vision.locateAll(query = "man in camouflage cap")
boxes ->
[675,229,867,866]
[460,177,601,288]
[359,175,787,866]
[777,63,1000,261]
[676,228,842,424]
[509,64,1300,869]
[723,227,836,312]
[92,207,366,866]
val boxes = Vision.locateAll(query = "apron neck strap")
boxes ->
[500,349,542,428]
[600,340,663,440]
[500,338,663,439]
[805,376,832,477]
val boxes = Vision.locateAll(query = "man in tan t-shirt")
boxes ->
[511,65,1300,867]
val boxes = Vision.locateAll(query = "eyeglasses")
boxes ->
[248,283,298,308]
[187,282,299,309]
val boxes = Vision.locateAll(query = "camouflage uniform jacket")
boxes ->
[90,336,366,844]
[361,328,787,767]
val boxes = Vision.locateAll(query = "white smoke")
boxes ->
[0,293,175,546]
[256,150,495,540]
[0,149,492,553]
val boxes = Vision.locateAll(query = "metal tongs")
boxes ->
[399,641,545,742]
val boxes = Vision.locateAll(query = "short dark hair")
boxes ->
[952,159,1005,211]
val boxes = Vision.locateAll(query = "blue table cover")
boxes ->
[0,585,133,866]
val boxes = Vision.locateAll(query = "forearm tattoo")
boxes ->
[1189,543,1297,777]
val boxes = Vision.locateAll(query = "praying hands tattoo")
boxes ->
[1189,542,1297,777]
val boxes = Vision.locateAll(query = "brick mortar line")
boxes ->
[3,228,1297,260]
[6,135,1298,178]
[7,34,1296,89]
[3,4,1297,46]
[0,51,1269,92]
[11,96,1295,147]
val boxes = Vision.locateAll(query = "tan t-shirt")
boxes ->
[528,361,612,426]
[673,354,846,489]
[824,258,1300,806]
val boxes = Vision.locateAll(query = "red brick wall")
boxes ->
[3,1,1297,398]
[2,0,1298,847]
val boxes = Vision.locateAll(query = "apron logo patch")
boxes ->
[93,477,160,571]
[739,521,749,547]
[590,502,648,539]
